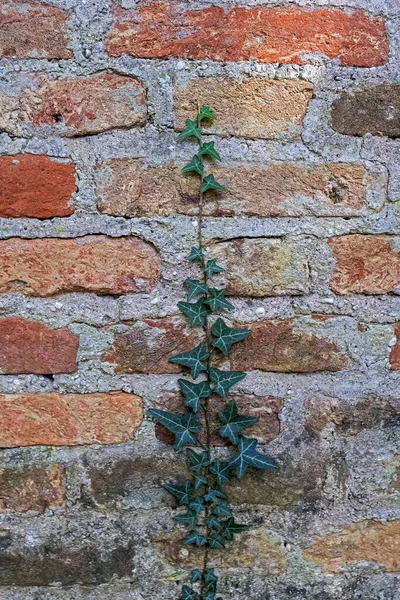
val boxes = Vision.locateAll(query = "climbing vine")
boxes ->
[150,107,279,600]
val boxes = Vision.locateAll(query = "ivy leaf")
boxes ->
[209,367,246,398]
[210,459,232,485]
[178,119,202,141]
[204,259,224,277]
[204,488,226,503]
[201,174,226,194]
[194,475,207,490]
[149,409,201,450]
[163,480,192,505]
[221,517,250,541]
[178,298,209,327]
[199,141,221,162]
[207,516,222,529]
[191,570,203,583]
[187,449,210,473]
[176,510,198,527]
[179,379,211,413]
[197,106,217,122]
[187,246,204,261]
[181,155,204,176]
[205,568,218,586]
[189,496,205,514]
[219,400,258,445]
[169,342,209,379]
[209,534,225,549]
[214,501,233,518]
[184,530,207,546]
[205,288,234,312]
[204,594,216,600]
[229,436,279,478]
[212,318,251,356]
[184,279,208,302]
[181,585,199,600]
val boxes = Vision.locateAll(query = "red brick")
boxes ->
[0,74,147,137]
[390,324,400,370]
[0,1,72,59]
[0,236,159,296]
[0,318,78,374]
[0,465,64,513]
[0,155,76,218]
[329,235,400,295]
[102,317,204,374]
[107,3,387,67]
[229,320,347,373]
[0,393,143,448]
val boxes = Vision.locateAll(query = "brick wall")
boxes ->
[0,1,399,599]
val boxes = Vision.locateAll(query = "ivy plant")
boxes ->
[150,107,279,600]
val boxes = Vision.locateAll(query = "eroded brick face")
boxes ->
[390,324,400,370]
[0,465,64,513]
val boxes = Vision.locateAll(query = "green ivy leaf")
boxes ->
[178,298,209,327]
[221,517,249,541]
[199,141,221,162]
[219,400,258,445]
[149,409,201,450]
[201,174,226,194]
[170,342,210,379]
[197,106,217,121]
[209,534,225,549]
[207,516,222,529]
[204,594,216,600]
[194,475,207,490]
[187,246,204,261]
[187,449,210,473]
[209,367,246,397]
[181,154,204,176]
[204,488,226,503]
[214,501,233,518]
[205,568,218,586]
[212,318,251,356]
[229,436,279,478]
[164,480,192,505]
[181,585,199,600]
[179,379,211,413]
[209,459,232,485]
[191,569,203,583]
[184,530,207,547]
[184,279,208,301]
[205,288,234,312]
[178,119,202,141]
[176,510,198,527]
[189,496,205,514]
[204,259,225,277]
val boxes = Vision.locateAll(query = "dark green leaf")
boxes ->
[209,534,225,549]
[149,409,201,450]
[201,174,226,194]
[219,399,258,445]
[209,459,232,485]
[204,594,216,600]
[204,488,226,503]
[179,379,211,413]
[180,585,199,600]
[176,510,198,527]
[163,480,192,505]
[221,517,249,541]
[189,496,205,514]
[191,569,202,583]
[184,278,208,301]
[181,154,204,176]
[209,367,246,397]
[187,449,210,473]
[187,246,204,261]
[207,516,222,529]
[229,436,279,478]
[197,106,217,122]
[184,530,207,546]
[199,141,221,162]
[204,259,224,277]
[169,342,210,379]
[214,501,233,518]
[212,318,251,356]
[178,298,209,328]
[205,288,234,312]
[194,475,207,490]
[178,119,202,141]
[205,568,218,586]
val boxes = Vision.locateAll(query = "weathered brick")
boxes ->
[0,318,78,374]
[331,84,400,138]
[0,465,64,513]
[209,238,310,297]
[0,154,76,218]
[0,393,143,448]
[107,3,387,67]
[154,392,282,446]
[329,235,400,295]
[96,160,377,218]
[0,0,72,59]
[390,324,400,370]
[0,73,146,137]
[229,320,347,373]
[0,236,159,296]
[102,317,204,374]
[304,395,400,437]
[174,78,313,140]
[303,520,400,573]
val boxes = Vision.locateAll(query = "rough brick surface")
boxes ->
[0,0,72,59]
[0,465,64,513]
[390,324,400,370]
[0,236,160,296]
[107,4,388,67]
[0,155,76,218]
[174,78,313,140]
[0,393,143,447]
[0,74,147,137]
[329,235,400,295]
[0,318,78,374]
